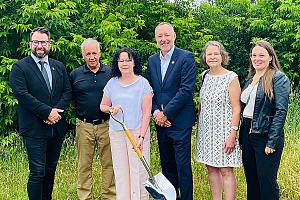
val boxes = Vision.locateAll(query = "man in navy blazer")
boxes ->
[146,22,196,200]
[9,27,72,200]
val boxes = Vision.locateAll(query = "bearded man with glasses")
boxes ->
[9,27,72,200]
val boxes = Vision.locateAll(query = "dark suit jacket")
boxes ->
[146,47,196,130]
[9,56,72,138]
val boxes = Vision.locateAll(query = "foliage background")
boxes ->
[0,0,300,199]
[0,0,299,198]
[0,0,300,136]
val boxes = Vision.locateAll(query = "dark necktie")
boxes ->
[39,61,51,92]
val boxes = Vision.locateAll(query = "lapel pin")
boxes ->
[171,61,175,64]
[52,67,55,70]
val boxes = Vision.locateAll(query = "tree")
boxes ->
[0,0,299,142]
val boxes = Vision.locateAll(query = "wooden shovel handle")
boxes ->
[124,129,143,158]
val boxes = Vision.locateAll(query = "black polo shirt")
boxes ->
[70,64,111,120]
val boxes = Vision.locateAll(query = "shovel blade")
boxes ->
[144,172,176,200]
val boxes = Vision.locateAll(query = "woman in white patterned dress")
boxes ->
[196,41,242,200]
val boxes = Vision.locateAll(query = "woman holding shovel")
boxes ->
[100,47,153,200]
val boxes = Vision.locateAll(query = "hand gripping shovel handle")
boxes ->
[109,108,176,199]
[109,108,154,179]
[123,129,142,158]
[123,129,155,182]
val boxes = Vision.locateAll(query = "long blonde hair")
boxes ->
[249,40,281,100]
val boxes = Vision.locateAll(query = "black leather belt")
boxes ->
[78,117,108,125]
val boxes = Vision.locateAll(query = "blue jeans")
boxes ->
[23,131,64,200]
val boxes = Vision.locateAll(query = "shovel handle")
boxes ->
[108,108,143,159]
[124,129,143,158]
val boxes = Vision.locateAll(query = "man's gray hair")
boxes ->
[81,38,101,52]
[155,22,175,35]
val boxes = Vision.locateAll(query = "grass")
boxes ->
[0,94,299,199]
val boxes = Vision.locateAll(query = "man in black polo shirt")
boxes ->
[70,38,116,200]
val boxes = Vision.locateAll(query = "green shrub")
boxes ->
[0,0,299,144]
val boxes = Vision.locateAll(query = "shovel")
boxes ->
[109,107,177,200]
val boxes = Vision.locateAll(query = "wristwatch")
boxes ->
[231,125,239,131]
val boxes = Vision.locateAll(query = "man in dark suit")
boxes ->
[146,22,196,200]
[9,27,72,200]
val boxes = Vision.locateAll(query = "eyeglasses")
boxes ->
[30,40,50,46]
[118,59,132,63]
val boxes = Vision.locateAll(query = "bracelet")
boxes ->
[231,125,239,131]
[138,135,145,140]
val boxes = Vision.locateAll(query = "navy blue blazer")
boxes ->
[146,47,196,129]
[9,56,72,138]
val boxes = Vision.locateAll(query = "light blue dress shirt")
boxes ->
[159,46,175,81]
[153,46,175,117]
[31,53,52,89]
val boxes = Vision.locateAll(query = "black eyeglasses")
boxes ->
[118,59,132,63]
[30,40,50,46]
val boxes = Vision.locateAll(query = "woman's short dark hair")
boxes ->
[111,47,142,77]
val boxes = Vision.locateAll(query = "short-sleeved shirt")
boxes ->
[70,64,110,120]
[103,75,153,131]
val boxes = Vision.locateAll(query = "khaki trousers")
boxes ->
[109,128,150,200]
[76,119,116,200]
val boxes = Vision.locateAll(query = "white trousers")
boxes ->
[109,128,150,200]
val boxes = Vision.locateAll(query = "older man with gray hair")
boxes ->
[70,38,116,200]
